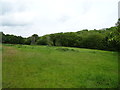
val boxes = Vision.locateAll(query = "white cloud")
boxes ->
[0,0,119,37]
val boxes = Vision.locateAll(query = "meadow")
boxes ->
[2,44,118,88]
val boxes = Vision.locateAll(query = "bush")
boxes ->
[56,48,78,52]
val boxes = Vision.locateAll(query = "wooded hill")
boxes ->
[1,19,120,51]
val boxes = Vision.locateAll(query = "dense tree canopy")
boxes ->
[1,19,120,51]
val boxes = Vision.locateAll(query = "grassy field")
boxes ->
[2,44,118,88]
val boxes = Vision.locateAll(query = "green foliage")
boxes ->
[31,34,39,45]
[81,33,105,49]
[56,47,78,52]
[24,37,31,45]
[36,37,48,45]
[2,33,24,44]
[2,19,120,51]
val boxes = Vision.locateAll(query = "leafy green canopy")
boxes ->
[1,19,120,51]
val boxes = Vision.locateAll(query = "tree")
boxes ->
[1,19,119,51]
[24,37,31,45]
[81,33,105,49]
[36,36,48,45]
[49,34,57,46]
[31,34,38,45]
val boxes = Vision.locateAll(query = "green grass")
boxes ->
[2,44,118,88]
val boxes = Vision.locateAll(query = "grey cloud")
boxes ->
[1,17,31,26]
[0,1,32,26]
[1,15,32,27]
[0,1,27,15]
[0,0,119,37]
[1,3,13,15]
[1,22,28,27]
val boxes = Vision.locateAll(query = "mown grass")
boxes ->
[2,44,118,88]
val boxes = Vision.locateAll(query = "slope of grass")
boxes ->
[2,44,118,88]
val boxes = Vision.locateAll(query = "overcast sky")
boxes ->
[0,0,119,37]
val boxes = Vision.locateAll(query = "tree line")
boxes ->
[1,19,120,51]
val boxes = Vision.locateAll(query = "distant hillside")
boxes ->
[1,20,120,51]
